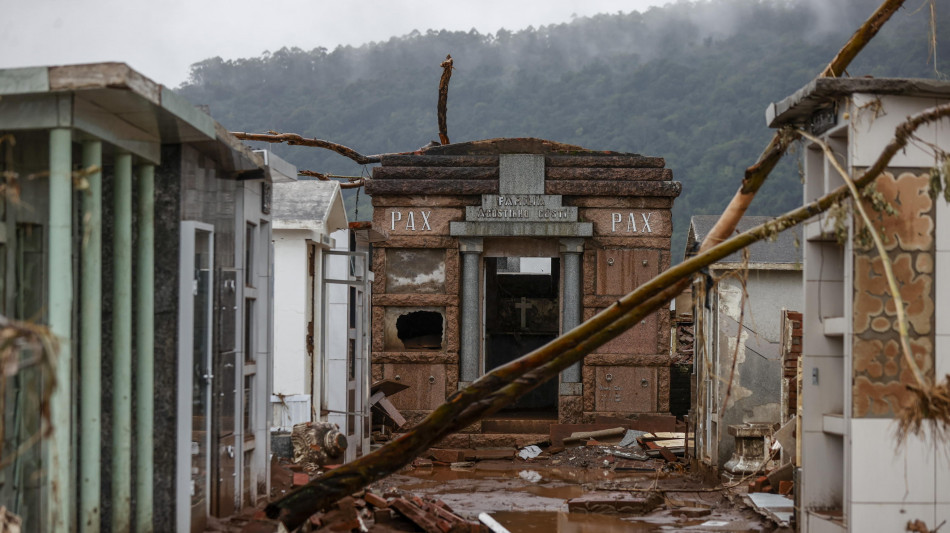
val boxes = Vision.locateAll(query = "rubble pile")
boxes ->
[299,491,485,533]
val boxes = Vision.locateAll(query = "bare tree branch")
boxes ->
[297,170,365,189]
[231,131,385,165]
[266,102,950,530]
[438,54,454,145]
[699,0,907,253]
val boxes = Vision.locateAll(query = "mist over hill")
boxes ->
[178,0,948,258]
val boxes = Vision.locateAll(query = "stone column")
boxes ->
[560,238,584,391]
[459,237,483,385]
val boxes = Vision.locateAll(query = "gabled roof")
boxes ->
[271,179,348,235]
[686,215,801,267]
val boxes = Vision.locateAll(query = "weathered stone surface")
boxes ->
[373,166,498,180]
[594,248,660,296]
[567,492,663,514]
[375,207,463,236]
[545,154,665,168]
[385,248,446,294]
[547,180,681,197]
[590,236,674,249]
[445,363,459,395]
[372,248,387,294]
[373,294,457,307]
[583,354,672,366]
[383,364,447,410]
[583,367,596,412]
[372,352,458,364]
[594,366,657,412]
[558,395,584,424]
[372,195,480,207]
[567,196,674,209]
[372,306,386,352]
[444,250,460,295]
[450,221,593,238]
[585,209,673,239]
[366,179,496,196]
[371,363,384,382]
[657,366,671,412]
[583,306,658,355]
[380,154,499,167]
[373,236,458,249]
[444,306,460,352]
[546,167,672,181]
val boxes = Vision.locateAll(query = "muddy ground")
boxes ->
[224,444,793,533]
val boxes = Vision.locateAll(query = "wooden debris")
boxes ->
[291,490,484,533]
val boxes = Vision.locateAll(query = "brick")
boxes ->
[429,449,466,463]
[292,472,309,487]
[364,492,389,508]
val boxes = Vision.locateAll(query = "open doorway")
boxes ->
[484,257,559,415]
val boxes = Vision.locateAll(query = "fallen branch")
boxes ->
[298,170,365,189]
[699,0,907,253]
[438,54,454,145]
[267,102,950,529]
[231,131,385,165]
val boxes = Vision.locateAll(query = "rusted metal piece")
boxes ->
[290,422,347,469]
[438,55,454,145]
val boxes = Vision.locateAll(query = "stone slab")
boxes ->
[449,221,593,237]
[566,492,662,514]
[499,154,545,194]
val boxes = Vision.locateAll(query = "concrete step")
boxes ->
[481,418,553,434]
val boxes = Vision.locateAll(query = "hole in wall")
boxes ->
[396,311,444,350]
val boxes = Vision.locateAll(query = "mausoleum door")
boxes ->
[483,256,559,413]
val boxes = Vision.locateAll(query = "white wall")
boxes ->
[272,232,310,396]
[325,229,350,439]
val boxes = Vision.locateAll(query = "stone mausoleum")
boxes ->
[365,139,681,433]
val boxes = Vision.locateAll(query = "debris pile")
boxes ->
[252,491,487,533]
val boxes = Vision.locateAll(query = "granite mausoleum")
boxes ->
[365,139,682,434]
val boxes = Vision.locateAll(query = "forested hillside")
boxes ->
[178,0,948,257]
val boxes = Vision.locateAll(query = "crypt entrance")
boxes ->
[366,138,681,437]
[484,254,560,414]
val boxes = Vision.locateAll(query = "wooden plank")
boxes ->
[550,423,627,447]
[373,166,499,180]
[376,397,407,427]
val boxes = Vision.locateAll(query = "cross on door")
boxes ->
[514,297,530,329]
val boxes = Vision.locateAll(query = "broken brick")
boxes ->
[364,492,389,508]
[292,472,309,487]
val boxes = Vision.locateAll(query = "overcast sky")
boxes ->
[0,0,669,88]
